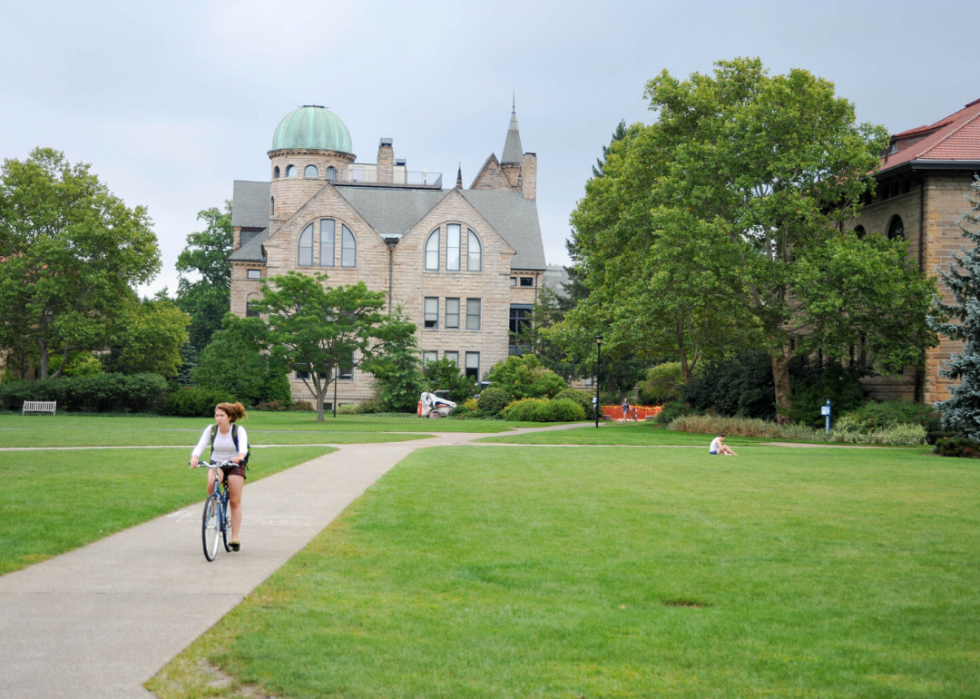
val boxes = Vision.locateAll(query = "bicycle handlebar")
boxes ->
[189,459,237,469]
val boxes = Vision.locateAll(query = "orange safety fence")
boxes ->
[600,405,663,421]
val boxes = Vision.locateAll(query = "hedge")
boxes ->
[158,387,238,417]
[500,398,586,423]
[0,373,168,413]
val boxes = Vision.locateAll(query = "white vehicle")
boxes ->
[420,392,456,419]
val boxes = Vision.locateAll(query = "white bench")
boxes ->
[22,401,57,416]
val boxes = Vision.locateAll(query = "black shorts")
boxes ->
[212,462,247,481]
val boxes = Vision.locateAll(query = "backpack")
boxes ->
[210,423,250,469]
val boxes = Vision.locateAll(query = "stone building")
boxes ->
[848,98,980,404]
[228,104,546,405]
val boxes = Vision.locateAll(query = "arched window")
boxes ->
[425,229,440,270]
[326,166,337,182]
[467,229,482,272]
[305,164,318,178]
[320,219,335,267]
[854,225,865,239]
[298,224,314,266]
[273,166,280,179]
[888,215,905,241]
[246,294,260,318]
[447,224,461,271]
[270,197,275,215]
[341,225,356,267]
[286,164,297,178]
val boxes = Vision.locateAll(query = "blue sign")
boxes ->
[821,405,831,416]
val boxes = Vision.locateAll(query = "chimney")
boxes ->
[521,153,536,200]
[378,138,394,184]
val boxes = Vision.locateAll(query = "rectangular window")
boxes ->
[339,352,354,380]
[509,305,532,347]
[423,350,438,366]
[466,299,481,330]
[447,224,461,271]
[444,351,459,366]
[520,277,534,287]
[445,298,460,329]
[465,352,480,380]
[320,219,335,267]
[510,277,517,286]
[247,269,262,280]
[296,370,310,380]
[424,297,439,329]
[246,301,260,318]
[584,377,594,387]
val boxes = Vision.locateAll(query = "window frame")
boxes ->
[425,228,440,271]
[320,219,336,268]
[298,223,314,267]
[466,298,481,331]
[341,224,357,267]
[465,352,480,380]
[447,224,461,271]
[338,352,355,381]
[304,164,318,178]
[467,229,482,272]
[444,351,459,367]
[273,166,280,179]
[245,297,260,318]
[520,277,534,287]
[246,269,262,280]
[510,277,517,287]
[422,350,438,366]
[326,166,337,181]
[285,164,297,178]
[424,297,439,329]
[445,298,460,330]
[888,215,905,241]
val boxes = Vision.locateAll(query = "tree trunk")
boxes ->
[38,339,49,380]
[772,350,793,424]
[316,384,326,422]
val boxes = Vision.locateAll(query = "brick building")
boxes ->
[228,104,546,405]
[848,98,980,404]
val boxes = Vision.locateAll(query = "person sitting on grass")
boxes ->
[709,433,736,456]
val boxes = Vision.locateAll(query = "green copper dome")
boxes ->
[271,105,353,154]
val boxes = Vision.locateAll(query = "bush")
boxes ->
[0,373,168,413]
[638,362,684,404]
[337,403,359,415]
[255,399,286,412]
[785,362,867,428]
[158,386,237,417]
[684,350,776,420]
[463,398,478,411]
[935,436,980,458]
[668,413,926,445]
[424,358,479,404]
[477,387,510,416]
[499,397,586,422]
[485,355,567,400]
[669,414,792,440]
[292,400,314,412]
[449,405,475,418]
[353,397,383,414]
[830,423,926,445]
[842,401,941,433]
[654,400,692,426]
[554,388,594,415]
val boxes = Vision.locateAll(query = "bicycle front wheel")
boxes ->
[202,494,220,561]
[222,497,232,552]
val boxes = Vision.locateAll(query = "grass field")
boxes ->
[150,445,980,698]
[0,446,335,575]
[0,412,548,448]
[477,422,774,446]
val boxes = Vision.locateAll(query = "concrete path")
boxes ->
[0,424,586,699]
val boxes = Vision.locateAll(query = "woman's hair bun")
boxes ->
[216,402,247,422]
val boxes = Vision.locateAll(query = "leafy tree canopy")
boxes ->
[486,354,568,400]
[0,148,161,379]
[423,358,478,404]
[102,295,190,378]
[175,202,233,350]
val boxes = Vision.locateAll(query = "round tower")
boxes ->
[268,105,356,224]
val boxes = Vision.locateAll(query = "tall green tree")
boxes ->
[364,308,426,412]
[253,272,416,421]
[928,177,980,437]
[0,148,160,379]
[566,59,939,420]
[102,295,190,378]
[176,202,233,350]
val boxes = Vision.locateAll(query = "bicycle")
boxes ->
[193,460,235,561]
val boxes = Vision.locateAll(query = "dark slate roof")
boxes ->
[230,181,271,228]
[501,107,523,165]
[230,181,546,270]
[542,264,570,297]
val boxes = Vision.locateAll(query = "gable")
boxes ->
[470,153,512,191]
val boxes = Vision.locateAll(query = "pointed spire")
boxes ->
[455,163,463,189]
[501,95,523,165]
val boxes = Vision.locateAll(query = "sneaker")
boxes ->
[230,542,241,552]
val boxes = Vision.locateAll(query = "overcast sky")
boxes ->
[2,0,978,295]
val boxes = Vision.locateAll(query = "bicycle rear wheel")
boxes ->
[202,494,220,561]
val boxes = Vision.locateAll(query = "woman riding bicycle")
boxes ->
[190,402,249,552]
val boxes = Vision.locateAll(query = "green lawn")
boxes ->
[150,445,980,698]
[0,411,538,448]
[0,446,335,575]
[477,422,772,446]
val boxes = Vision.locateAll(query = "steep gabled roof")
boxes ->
[230,181,271,228]
[501,101,523,165]
[881,98,980,175]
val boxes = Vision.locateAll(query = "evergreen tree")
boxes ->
[928,177,980,437]
[175,342,198,386]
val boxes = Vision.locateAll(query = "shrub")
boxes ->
[463,398,478,411]
[485,355,567,400]
[158,387,237,417]
[477,387,510,416]
[668,413,927,446]
[785,362,867,428]
[654,400,692,426]
[499,397,586,422]
[292,400,315,412]
[255,399,286,412]
[684,350,776,420]
[554,388,593,415]
[935,437,980,458]
[548,398,587,422]
[449,405,475,418]
[830,423,926,445]
[423,358,479,404]
[638,362,684,404]
[842,401,940,433]
[669,414,792,440]
[337,403,359,415]
[353,397,383,414]
[0,373,168,413]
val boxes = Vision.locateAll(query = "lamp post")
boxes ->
[595,335,603,428]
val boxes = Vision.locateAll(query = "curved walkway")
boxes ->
[0,423,585,699]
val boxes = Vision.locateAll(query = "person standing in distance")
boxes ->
[190,402,249,551]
